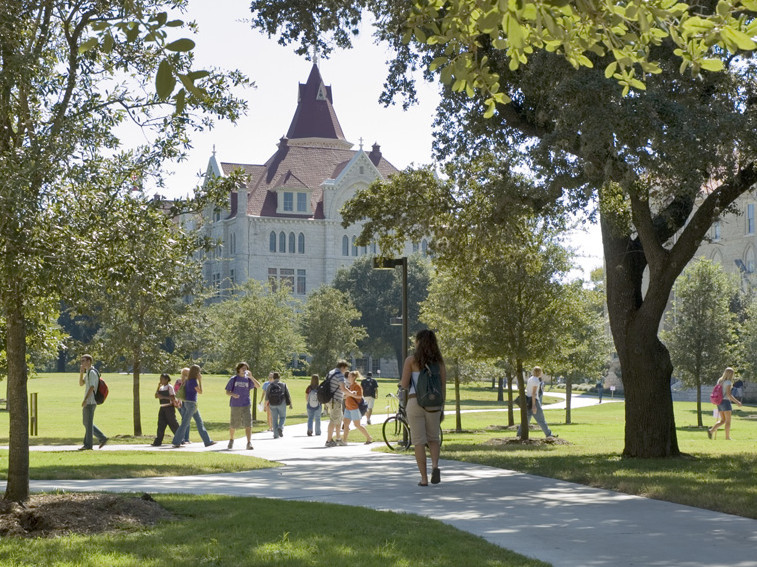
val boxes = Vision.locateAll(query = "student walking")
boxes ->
[226,362,261,450]
[343,371,372,444]
[708,367,743,440]
[78,354,108,450]
[171,365,216,448]
[265,372,292,439]
[305,374,322,436]
[174,367,191,444]
[361,371,379,424]
[152,373,180,446]
[517,367,556,439]
[399,330,446,486]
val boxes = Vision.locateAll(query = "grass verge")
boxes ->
[0,451,276,480]
[0,494,548,567]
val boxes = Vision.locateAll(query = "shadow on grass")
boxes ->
[442,443,757,518]
[0,495,548,567]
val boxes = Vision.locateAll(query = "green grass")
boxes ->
[0,450,277,480]
[433,401,757,518]
[0,494,547,567]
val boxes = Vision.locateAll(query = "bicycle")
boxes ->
[382,391,444,450]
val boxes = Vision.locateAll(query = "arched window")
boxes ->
[269,231,276,252]
[298,233,305,254]
[279,231,286,253]
[746,246,756,273]
[421,239,428,254]
[342,235,349,256]
[289,232,296,253]
[371,242,377,254]
[352,236,358,257]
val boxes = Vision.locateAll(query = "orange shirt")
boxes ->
[345,382,363,410]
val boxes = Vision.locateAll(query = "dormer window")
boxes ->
[276,187,312,215]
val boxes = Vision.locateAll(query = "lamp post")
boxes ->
[373,256,409,365]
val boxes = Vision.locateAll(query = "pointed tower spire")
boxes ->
[285,64,352,149]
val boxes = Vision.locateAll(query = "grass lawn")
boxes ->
[0,450,277,480]
[0,494,548,567]
[433,401,757,518]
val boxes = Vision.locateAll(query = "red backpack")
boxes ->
[92,368,109,405]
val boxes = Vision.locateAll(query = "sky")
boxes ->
[154,0,603,277]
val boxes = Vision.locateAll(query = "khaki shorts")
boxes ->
[364,396,376,409]
[329,399,344,424]
[230,405,252,429]
[406,397,441,446]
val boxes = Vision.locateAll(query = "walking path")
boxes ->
[4,395,757,567]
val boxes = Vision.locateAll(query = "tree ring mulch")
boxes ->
[485,437,570,446]
[0,493,174,538]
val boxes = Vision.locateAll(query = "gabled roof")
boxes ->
[286,63,347,142]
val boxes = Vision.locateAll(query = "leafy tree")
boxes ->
[0,1,245,501]
[250,0,757,109]
[661,259,738,426]
[332,255,431,373]
[551,281,613,424]
[73,192,210,436]
[250,0,757,457]
[204,280,305,380]
[302,286,367,376]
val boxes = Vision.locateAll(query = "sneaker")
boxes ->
[227,440,233,450]
[98,438,108,449]
[278,428,283,437]
[78,446,92,451]
[151,441,161,447]
[307,430,313,436]
[172,444,182,448]
[246,442,253,450]
[335,439,346,446]
[182,440,190,445]
[205,441,217,447]
[325,439,336,448]
[367,419,371,425]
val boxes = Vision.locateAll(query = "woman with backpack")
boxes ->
[342,371,373,445]
[305,374,322,436]
[171,365,216,448]
[400,329,446,486]
[708,367,742,440]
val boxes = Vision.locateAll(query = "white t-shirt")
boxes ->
[84,368,99,405]
[526,375,541,399]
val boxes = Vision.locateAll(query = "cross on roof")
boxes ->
[359,137,364,150]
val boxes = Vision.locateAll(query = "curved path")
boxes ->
[3,396,756,567]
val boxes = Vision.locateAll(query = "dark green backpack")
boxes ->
[416,363,443,409]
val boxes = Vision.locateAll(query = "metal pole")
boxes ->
[29,392,38,436]
[401,257,408,364]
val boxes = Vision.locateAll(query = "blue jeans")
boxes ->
[307,404,321,435]
[82,403,106,449]
[517,397,553,437]
[172,400,212,446]
[270,403,287,437]
[177,403,190,442]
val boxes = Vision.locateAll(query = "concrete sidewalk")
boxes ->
[7,402,756,567]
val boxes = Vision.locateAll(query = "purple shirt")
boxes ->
[185,378,199,402]
[226,375,255,407]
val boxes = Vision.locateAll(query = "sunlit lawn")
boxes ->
[0,494,548,567]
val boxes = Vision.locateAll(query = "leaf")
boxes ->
[604,61,618,79]
[699,58,724,72]
[165,38,196,52]
[156,59,176,100]
[78,37,98,54]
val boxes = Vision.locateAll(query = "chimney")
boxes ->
[369,142,382,166]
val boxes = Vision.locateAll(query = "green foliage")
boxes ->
[332,255,431,369]
[302,286,366,377]
[662,259,738,419]
[204,280,306,378]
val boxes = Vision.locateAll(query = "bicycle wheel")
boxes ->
[383,416,411,450]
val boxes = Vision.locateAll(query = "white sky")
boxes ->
[155,0,603,277]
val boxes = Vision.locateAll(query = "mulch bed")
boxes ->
[0,493,174,538]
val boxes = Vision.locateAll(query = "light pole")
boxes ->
[373,256,409,365]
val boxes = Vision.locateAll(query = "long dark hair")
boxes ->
[414,329,443,368]
[188,364,201,381]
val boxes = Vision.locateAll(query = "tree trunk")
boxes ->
[507,374,514,426]
[696,380,703,428]
[454,360,462,433]
[603,217,680,458]
[497,376,504,401]
[4,293,29,501]
[566,374,572,425]
[516,360,528,439]
[132,353,142,436]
